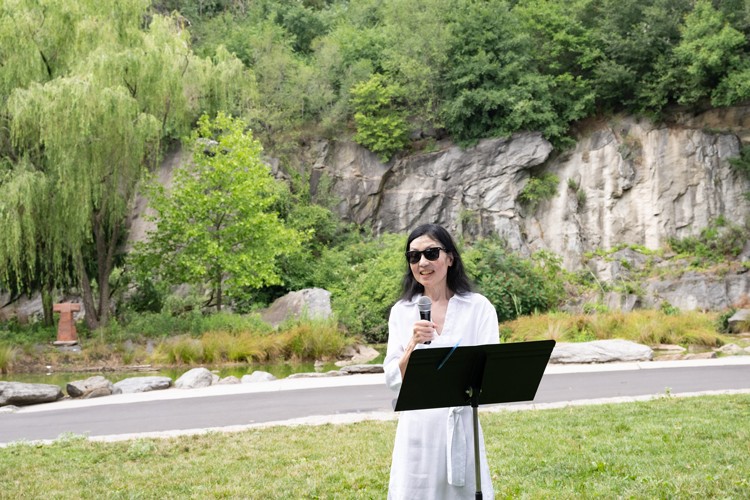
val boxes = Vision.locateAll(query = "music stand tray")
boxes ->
[395,340,555,499]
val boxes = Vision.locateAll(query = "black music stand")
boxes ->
[395,340,555,499]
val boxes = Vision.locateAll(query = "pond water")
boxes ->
[1,360,352,389]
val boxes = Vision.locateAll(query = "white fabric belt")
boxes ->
[446,406,467,486]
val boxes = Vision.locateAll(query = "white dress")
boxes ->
[384,292,499,500]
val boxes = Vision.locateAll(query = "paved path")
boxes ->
[1,357,749,446]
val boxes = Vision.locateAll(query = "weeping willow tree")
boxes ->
[0,0,257,329]
[7,80,160,329]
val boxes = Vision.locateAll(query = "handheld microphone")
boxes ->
[417,296,432,344]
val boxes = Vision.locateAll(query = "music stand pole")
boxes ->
[468,386,483,499]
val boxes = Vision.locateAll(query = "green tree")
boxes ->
[131,113,304,312]
[7,79,159,328]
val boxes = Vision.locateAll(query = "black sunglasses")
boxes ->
[405,247,446,264]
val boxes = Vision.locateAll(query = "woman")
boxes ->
[384,223,499,499]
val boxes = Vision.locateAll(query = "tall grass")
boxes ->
[502,309,726,346]
[0,342,16,373]
[280,318,350,360]
[150,318,352,365]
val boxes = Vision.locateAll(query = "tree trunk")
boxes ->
[215,271,223,312]
[41,281,54,327]
[76,250,100,331]
[88,208,121,329]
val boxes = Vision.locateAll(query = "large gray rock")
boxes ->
[727,309,750,333]
[551,339,653,364]
[260,288,332,327]
[174,367,216,389]
[0,381,63,406]
[67,375,120,399]
[113,376,172,394]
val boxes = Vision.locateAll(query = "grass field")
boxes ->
[1,394,748,499]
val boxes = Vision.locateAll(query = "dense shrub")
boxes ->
[350,74,409,162]
[465,237,566,322]
[321,233,404,343]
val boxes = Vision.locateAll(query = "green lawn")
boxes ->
[1,394,748,499]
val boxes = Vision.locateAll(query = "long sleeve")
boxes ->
[384,301,410,393]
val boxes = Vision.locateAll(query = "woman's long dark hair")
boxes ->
[400,223,473,301]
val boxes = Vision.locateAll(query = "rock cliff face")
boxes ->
[312,109,750,273]
[309,108,750,311]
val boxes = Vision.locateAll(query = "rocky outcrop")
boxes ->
[306,109,750,312]
[313,133,553,250]
[311,109,750,268]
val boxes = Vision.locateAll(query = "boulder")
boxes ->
[260,288,332,327]
[0,381,63,406]
[551,339,653,364]
[727,309,750,333]
[113,376,172,394]
[67,375,120,399]
[174,367,215,389]
[241,371,277,383]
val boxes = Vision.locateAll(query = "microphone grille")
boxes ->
[417,296,432,312]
